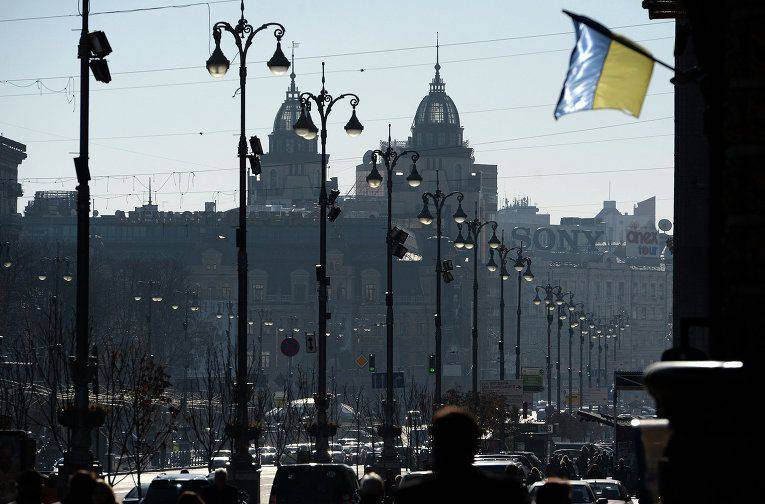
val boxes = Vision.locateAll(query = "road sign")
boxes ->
[280,337,300,357]
[371,371,404,389]
[522,367,545,392]
[355,354,368,368]
[481,379,524,406]
[305,332,316,353]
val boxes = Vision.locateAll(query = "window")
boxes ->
[430,102,444,123]
[365,284,377,302]
[261,351,271,369]
[222,286,231,299]
[253,284,264,302]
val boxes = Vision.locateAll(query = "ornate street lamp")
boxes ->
[534,283,563,409]
[457,202,498,411]
[206,0,287,485]
[292,62,361,463]
[419,170,464,409]
[365,125,419,472]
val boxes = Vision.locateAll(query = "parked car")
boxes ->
[209,455,230,469]
[257,446,277,465]
[584,479,631,504]
[141,474,211,504]
[269,463,359,504]
[473,459,528,480]
[122,482,151,504]
[529,480,606,504]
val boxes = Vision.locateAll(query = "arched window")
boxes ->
[430,102,444,123]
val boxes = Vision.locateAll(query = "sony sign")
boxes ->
[509,226,604,253]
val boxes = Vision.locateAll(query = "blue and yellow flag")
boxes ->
[555,11,655,119]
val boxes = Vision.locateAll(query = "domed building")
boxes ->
[249,51,338,210]
[354,37,497,223]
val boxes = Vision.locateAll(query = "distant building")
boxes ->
[0,135,27,239]
[24,191,77,218]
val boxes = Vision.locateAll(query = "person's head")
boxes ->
[91,479,116,504]
[430,406,480,472]
[213,468,227,489]
[504,463,525,485]
[358,472,384,503]
[16,470,44,504]
[561,455,569,464]
[177,491,204,504]
[64,471,96,504]
[536,478,571,504]
[180,468,190,474]
[617,458,625,467]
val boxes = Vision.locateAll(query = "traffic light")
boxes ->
[368,353,376,372]
[428,354,436,374]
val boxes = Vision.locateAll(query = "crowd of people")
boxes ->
[8,407,625,504]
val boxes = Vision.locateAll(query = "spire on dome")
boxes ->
[430,32,445,93]
[287,41,299,98]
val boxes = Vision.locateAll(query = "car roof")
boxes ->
[152,473,208,481]
[530,479,591,488]
[584,479,622,484]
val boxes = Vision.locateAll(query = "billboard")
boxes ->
[522,367,545,392]
[626,225,660,258]
[481,379,524,407]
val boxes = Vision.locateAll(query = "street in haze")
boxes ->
[0,1,759,504]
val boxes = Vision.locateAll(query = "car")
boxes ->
[473,460,528,480]
[584,479,631,503]
[269,463,359,504]
[398,470,433,488]
[209,455,230,469]
[257,446,277,465]
[529,480,606,504]
[122,482,151,504]
[141,473,212,504]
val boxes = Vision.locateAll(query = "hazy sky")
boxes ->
[0,0,675,224]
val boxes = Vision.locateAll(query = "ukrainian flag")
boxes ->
[555,11,656,119]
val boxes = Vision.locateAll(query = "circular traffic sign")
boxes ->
[280,337,300,357]
[658,219,672,232]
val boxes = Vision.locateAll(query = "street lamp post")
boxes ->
[487,234,533,380]
[206,0,289,489]
[419,171,465,410]
[292,62,362,462]
[65,0,113,479]
[134,280,163,354]
[365,125,421,474]
[532,284,562,409]
[587,317,595,388]
[254,308,273,379]
[455,202,499,411]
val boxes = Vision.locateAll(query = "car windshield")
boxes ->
[590,482,627,499]
[571,485,595,503]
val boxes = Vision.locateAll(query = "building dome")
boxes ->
[273,94,301,133]
[413,90,460,127]
[409,35,465,149]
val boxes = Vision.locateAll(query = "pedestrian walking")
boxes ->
[527,467,543,486]
[63,471,96,504]
[395,406,525,503]
[177,491,205,504]
[536,478,571,504]
[358,472,384,504]
[200,469,238,504]
[12,470,44,504]
[91,479,116,504]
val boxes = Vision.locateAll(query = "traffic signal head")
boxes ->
[368,353,376,372]
[428,354,436,374]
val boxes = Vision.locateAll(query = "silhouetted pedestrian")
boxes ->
[527,466,543,486]
[545,456,560,478]
[359,472,384,504]
[200,469,238,504]
[63,471,96,504]
[92,479,116,504]
[177,491,205,504]
[13,470,44,504]
[536,478,571,504]
[395,406,524,503]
